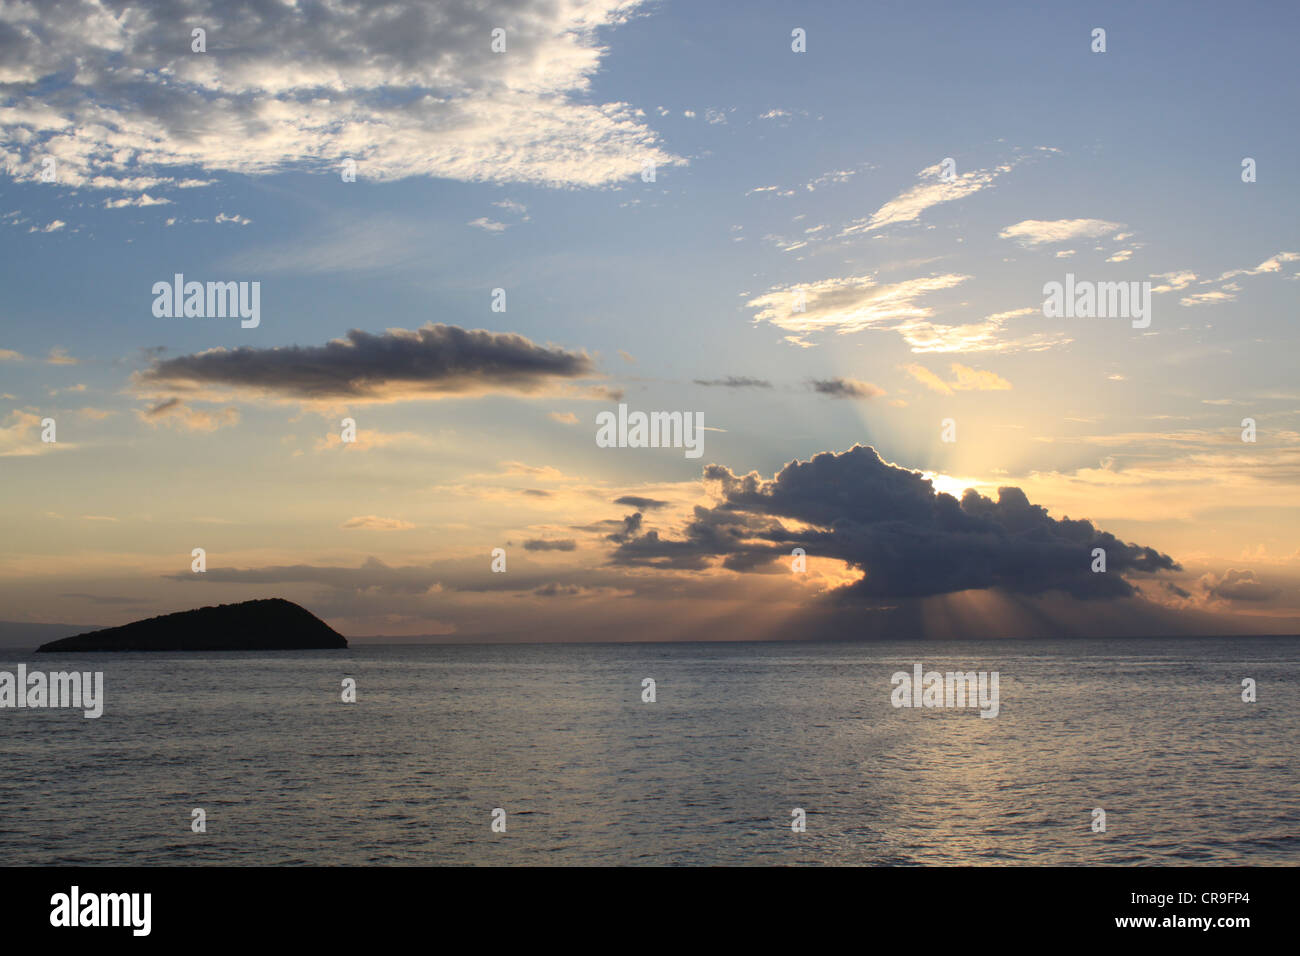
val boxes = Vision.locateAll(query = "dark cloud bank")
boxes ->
[138,323,596,400]
[611,444,1179,602]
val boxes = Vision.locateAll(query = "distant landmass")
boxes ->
[0,621,105,649]
[35,599,347,652]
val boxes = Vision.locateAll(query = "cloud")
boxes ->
[903,364,954,394]
[104,193,171,209]
[522,538,577,551]
[998,219,1125,247]
[613,495,668,510]
[46,346,77,365]
[605,512,645,545]
[495,461,580,482]
[893,307,1069,354]
[0,349,23,361]
[161,556,439,593]
[137,396,240,432]
[693,376,773,388]
[1152,252,1299,307]
[468,217,507,232]
[610,445,1179,600]
[1214,252,1300,282]
[1150,271,1197,293]
[548,411,579,424]
[314,428,447,453]
[0,0,680,190]
[60,593,143,605]
[0,410,52,456]
[75,407,116,421]
[136,323,601,404]
[749,275,1072,354]
[904,363,1013,394]
[1181,290,1235,307]
[747,272,970,342]
[841,159,1022,236]
[1197,568,1279,603]
[341,515,415,530]
[532,583,581,597]
[808,377,885,399]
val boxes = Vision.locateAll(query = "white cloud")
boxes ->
[1181,290,1236,307]
[747,273,971,340]
[904,362,1013,394]
[0,410,55,456]
[0,0,680,190]
[1214,251,1300,281]
[998,218,1124,247]
[840,157,1030,237]
[104,193,171,209]
[1150,271,1197,293]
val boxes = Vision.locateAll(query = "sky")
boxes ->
[1,0,1298,641]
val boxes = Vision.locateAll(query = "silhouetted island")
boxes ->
[35,598,348,652]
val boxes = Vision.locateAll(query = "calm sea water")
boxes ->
[1,638,1296,865]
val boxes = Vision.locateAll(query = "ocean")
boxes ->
[1,638,1296,865]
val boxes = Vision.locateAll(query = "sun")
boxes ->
[922,471,986,500]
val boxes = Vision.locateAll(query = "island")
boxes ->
[35,598,348,652]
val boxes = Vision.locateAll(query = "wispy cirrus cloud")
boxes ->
[341,516,415,531]
[903,362,1012,395]
[747,272,970,345]
[136,397,240,432]
[1149,271,1198,293]
[893,308,1071,355]
[747,274,1072,353]
[1213,251,1300,282]
[840,153,1046,237]
[1141,251,1300,307]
